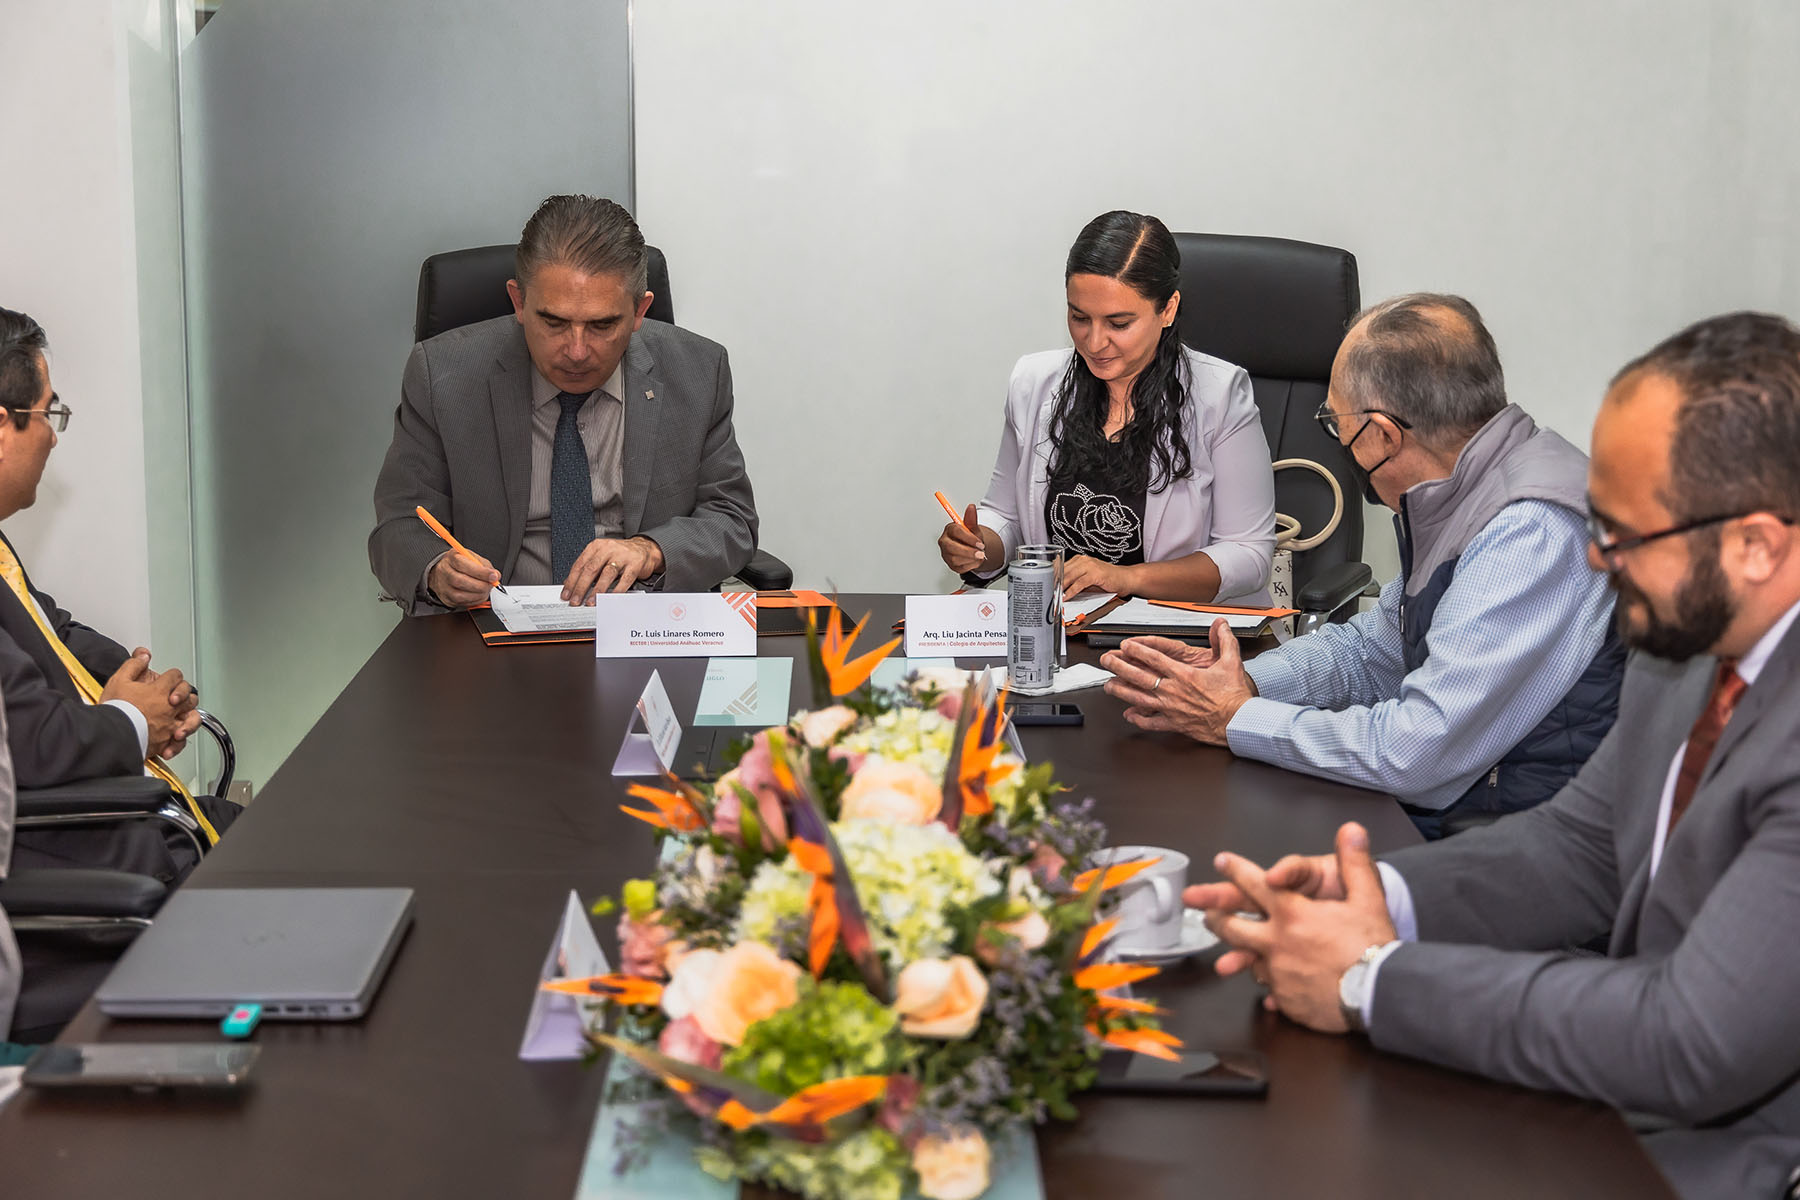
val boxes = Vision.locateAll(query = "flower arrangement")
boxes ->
[548,611,1181,1200]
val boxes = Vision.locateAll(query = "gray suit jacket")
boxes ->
[0,699,18,1038]
[1374,618,1800,1199]
[369,316,759,614]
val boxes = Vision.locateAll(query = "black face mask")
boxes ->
[1344,417,1397,508]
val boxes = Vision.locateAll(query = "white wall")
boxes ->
[637,1,1800,590]
[0,0,178,650]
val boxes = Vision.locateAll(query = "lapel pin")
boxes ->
[644,389,655,400]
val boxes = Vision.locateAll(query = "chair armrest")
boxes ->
[1297,561,1374,614]
[196,709,235,798]
[15,776,176,820]
[738,550,794,591]
[0,868,167,920]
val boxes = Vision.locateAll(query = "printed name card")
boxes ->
[595,592,757,658]
[904,592,1009,657]
[612,670,682,777]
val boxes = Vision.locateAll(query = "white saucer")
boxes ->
[1111,910,1219,965]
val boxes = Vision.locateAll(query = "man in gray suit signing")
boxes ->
[370,195,759,612]
[1190,311,1800,1199]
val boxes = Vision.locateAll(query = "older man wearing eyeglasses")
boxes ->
[1102,293,1623,838]
[0,307,238,883]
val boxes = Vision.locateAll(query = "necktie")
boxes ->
[0,539,219,845]
[550,390,595,583]
[1667,659,1749,836]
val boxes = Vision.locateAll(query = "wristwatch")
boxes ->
[1337,943,1393,1034]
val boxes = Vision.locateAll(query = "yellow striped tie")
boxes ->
[0,540,218,846]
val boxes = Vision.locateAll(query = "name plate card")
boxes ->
[595,592,757,658]
[905,592,1009,657]
[612,670,682,777]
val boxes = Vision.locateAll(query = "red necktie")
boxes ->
[1667,659,1748,835]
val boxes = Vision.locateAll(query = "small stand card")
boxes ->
[612,670,682,777]
[904,593,1009,657]
[519,890,610,1062]
[595,592,758,658]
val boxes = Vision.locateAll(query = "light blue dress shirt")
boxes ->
[1229,501,1615,811]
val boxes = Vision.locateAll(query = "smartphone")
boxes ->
[1091,1049,1268,1097]
[1010,702,1083,727]
[23,1043,261,1090]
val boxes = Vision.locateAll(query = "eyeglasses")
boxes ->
[4,402,72,433]
[1314,400,1412,442]
[1585,508,1794,567]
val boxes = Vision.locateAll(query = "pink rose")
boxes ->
[658,1016,723,1116]
[877,1073,922,1143]
[731,732,791,846]
[711,769,747,842]
[935,691,963,722]
[828,745,867,775]
[1029,842,1068,885]
[618,912,676,980]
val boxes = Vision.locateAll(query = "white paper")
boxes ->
[594,592,757,658]
[488,584,600,633]
[1037,662,1113,694]
[612,670,683,776]
[519,890,611,1061]
[1065,594,1268,633]
[904,592,1009,656]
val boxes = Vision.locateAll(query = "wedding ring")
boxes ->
[1151,676,1163,692]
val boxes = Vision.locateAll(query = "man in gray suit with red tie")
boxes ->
[1190,311,1800,1199]
[369,195,759,614]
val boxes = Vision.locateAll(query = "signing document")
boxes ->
[489,585,598,634]
[1064,594,1276,633]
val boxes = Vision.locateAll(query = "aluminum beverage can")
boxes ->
[1008,555,1057,692]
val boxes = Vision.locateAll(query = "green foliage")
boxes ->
[698,1126,908,1200]
[722,979,903,1096]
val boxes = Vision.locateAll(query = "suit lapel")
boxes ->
[1611,654,1715,954]
[620,333,661,535]
[488,339,534,576]
[1702,615,1800,786]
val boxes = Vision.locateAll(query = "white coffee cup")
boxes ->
[1096,845,1190,951]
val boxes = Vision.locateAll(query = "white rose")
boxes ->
[796,705,860,748]
[659,947,721,1022]
[913,1128,991,1200]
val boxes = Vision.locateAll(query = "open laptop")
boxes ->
[96,887,415,1020]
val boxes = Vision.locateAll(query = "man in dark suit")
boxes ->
[368,194,760,614]
[1189,312,1800,1199]
[0,307,234,881]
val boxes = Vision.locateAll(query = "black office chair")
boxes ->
[1173,233,1374,628]
[1,712,236,1040]
[413,243,794,591]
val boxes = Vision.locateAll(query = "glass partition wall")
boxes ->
[177,0,634,789]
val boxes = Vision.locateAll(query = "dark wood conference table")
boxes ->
[0,595,1673,1199]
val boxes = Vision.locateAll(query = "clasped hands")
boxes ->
[429,536,665,607]
[99,647,200,760]
[1099,618,1257,745]
[1185,822,1398,1035]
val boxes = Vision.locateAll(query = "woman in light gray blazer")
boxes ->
[938,211,1276,603]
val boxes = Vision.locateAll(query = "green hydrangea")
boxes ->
[837,707,956,777]
[737,821,1000,968]
[697,1127,907,1200]
[722,979,900,1095]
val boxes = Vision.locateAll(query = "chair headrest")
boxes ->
[1172,233,1359,381]
[414,243,676,343]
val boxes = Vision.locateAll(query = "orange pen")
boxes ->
[934,490,977,532]
[414,505,509,597]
